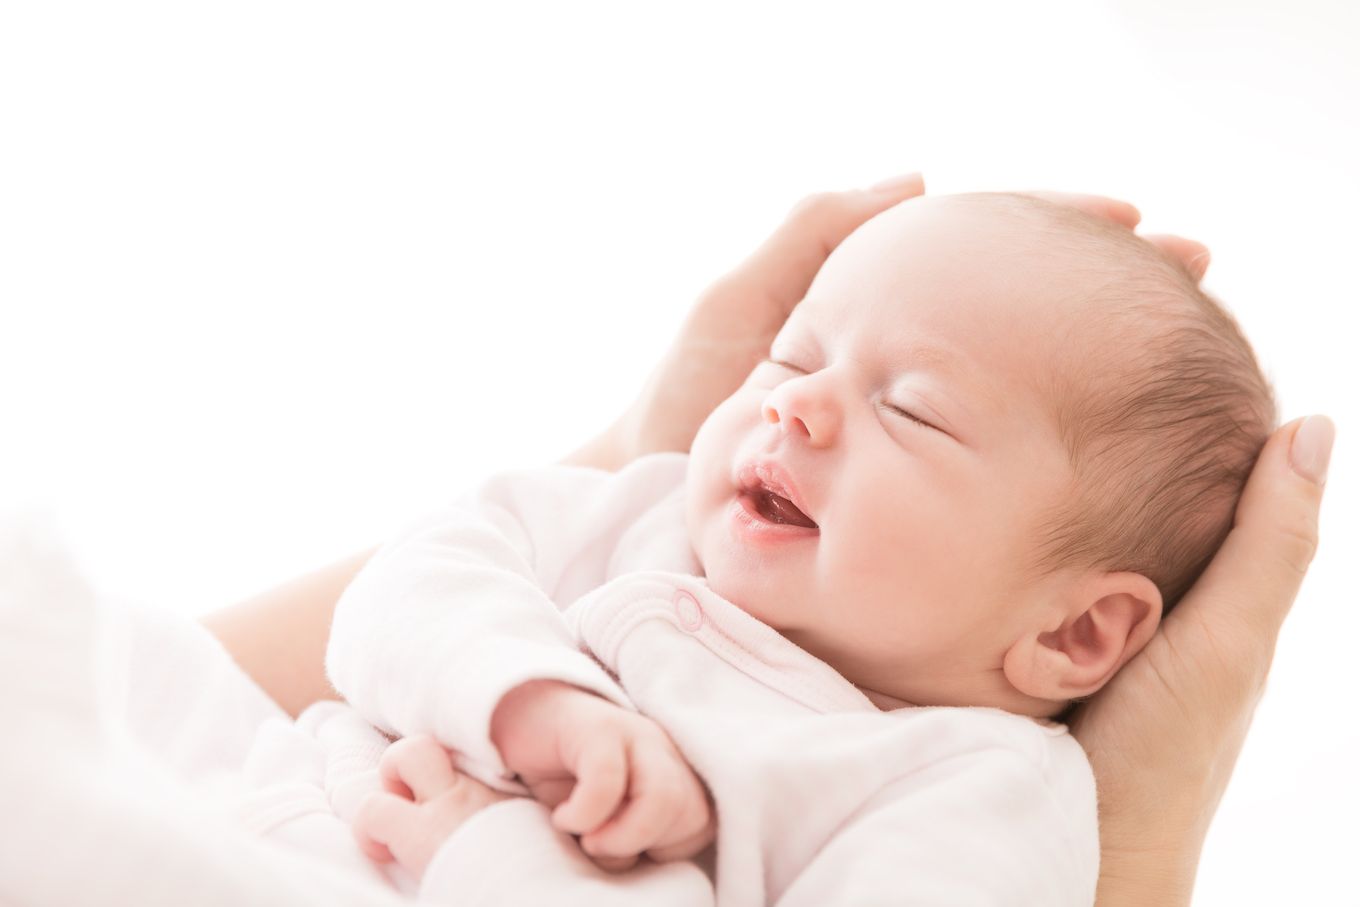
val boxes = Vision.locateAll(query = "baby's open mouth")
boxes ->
[738,462,819,531]
[752,489,818,529]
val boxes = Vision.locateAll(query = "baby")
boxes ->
[326,193,1273,906]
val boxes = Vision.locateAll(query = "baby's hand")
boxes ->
[491,680,715,871]
[352,735,512,879]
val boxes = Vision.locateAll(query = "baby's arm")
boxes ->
[355,736,715,907]
[327,462,711,864]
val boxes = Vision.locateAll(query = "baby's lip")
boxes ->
[737,461,818,528]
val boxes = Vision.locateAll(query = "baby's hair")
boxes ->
[954,193,1275,609]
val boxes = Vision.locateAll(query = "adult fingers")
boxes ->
[1178,415,1332,648]
[379,735,458,803]
[1143,234,1211,282]
[1019,192,1212,280]
[1021,191,1141,229]
[705,173,925,325]
[624,174,925,460]
[549,736,628,835]
[1072,414,1332,873]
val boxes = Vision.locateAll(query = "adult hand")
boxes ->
[1023,189,1211,280]
[1069,414,1333,907]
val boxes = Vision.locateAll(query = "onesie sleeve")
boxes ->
[774,742,1098,907]
[326,455,690,783]
[418,799,713,907]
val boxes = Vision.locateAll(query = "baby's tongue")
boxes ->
[757,491,818,528]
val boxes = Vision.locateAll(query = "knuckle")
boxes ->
[445,770,470,797]
[1273,512,1320,577]
[352,798,377,829]
[412,734,444,755]
[788,191,848,221]
[378,741,407,768]
[353,794,389,833]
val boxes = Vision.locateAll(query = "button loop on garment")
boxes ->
[672,590,704,632]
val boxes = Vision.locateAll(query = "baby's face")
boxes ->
[687,196,1101,708]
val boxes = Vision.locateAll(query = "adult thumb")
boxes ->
[1175,415,1333,648]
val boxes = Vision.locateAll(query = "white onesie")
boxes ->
[327,454,1100,907]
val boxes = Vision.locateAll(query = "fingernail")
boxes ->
[869,172,923,193]
[1290,415,1335,485]
[1187,252,1211,281]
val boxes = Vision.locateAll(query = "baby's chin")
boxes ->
[697,557,786,632]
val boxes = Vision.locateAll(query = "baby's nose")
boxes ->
[762,376,841,447]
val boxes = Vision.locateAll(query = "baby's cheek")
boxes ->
[683,465,730,577]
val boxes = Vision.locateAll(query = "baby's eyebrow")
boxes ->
[887,342,960,375]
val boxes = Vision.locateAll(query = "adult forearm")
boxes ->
[200,548,373,717]
[1096,848,1198,907]
[1094,798,1212,907]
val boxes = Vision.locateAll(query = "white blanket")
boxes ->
[0,519,411,907]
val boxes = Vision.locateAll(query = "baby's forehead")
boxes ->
[923,193,1138,268]
[793,192,1194,405]
[812,194,1152,328]
[874,194,1186,328]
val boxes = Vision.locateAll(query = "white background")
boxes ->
[2,1,1356,902]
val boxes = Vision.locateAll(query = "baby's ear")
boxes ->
[1002,573,1162,702]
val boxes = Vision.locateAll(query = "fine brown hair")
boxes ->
[963,194,1276,609]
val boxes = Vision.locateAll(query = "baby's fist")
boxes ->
[491,680,715,870]
[353,735,512,879]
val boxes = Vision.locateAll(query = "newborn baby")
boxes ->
[326,193,1273,906]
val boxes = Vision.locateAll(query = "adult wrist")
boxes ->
[1095,791,1212,907]
[1097,861,1195,907]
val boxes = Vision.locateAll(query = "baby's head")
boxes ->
[686,193,1273,717]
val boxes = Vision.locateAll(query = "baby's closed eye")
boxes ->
[881,402,933,429]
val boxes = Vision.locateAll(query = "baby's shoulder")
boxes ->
[889,706,1087,769]
[888,706,1096,826]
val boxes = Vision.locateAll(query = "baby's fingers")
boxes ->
[579,738,711,862]
[380,735,458,803]
[352,791,419,862]
[550,736,628,835]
